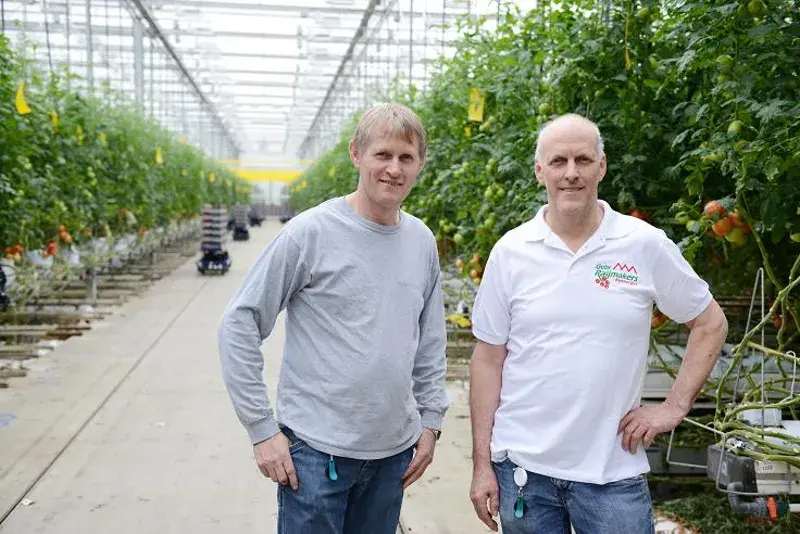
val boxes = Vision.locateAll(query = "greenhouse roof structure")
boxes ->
[1,0,526,163]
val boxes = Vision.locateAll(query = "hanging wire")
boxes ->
[42,0,54,78]
[105,0,111,88]
[65,0,70,89]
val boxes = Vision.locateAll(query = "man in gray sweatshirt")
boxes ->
[218,103,449,534]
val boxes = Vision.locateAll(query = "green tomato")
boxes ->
[748,0,765,17]
[715,54,734,72]
[702,152,725,164]
[725,227,748,246]
[727,120,743,135]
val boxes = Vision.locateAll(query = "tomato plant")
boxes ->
[0,35,249,259]
[290,0,799,306]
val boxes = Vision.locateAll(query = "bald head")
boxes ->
[534,114,605,162]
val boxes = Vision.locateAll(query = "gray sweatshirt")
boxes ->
[218,196,449,460]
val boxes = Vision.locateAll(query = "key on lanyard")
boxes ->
[326,455,339,481]
[513,467,527,518]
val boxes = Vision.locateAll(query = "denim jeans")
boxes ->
[277,427,414,534]
[493,459,656,534]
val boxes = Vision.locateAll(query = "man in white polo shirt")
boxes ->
[468,114,728,533]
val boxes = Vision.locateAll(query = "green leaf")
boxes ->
[764,156,781,182]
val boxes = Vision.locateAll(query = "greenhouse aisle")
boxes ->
[0,223,286,534]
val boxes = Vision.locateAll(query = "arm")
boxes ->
[470,341,507,468]
[619,233,728,453]
[466,248,510,532]
[411,267,450,432]
[402,254,450,489]
[665,299,728,415]
[468,341,506,533]
[218,229,309,445]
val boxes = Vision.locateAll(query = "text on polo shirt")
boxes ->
[594,262,640,289]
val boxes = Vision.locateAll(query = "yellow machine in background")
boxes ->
[218,159,311,184]
[217,159,309,223]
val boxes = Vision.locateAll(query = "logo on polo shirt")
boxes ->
[594,262,639,290]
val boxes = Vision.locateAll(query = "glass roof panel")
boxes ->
[1,0,540,162]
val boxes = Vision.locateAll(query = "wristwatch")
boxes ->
[425,428,442,441]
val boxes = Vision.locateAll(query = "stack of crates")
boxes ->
[232,204,250,241]
[196,205,231,275]
[249,200,266,226]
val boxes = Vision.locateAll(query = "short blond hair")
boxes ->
[352,103,427,160]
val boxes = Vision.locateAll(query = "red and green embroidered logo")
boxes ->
[595,262,639,290]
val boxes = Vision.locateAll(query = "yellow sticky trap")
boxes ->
[465,126,472,138]
[15,81,32,115]
[98,132,107,146]
[446,314,472,329]
[155,148,164,165]
[179,136,187,145]
[49,111,59,129]
[76,124,84,144]
[209,172,216,183]
[624,7,632,70]
[468,87,485,122]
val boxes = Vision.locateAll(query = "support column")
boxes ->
[85,0,94,94]
[133,18,144,110]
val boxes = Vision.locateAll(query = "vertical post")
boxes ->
[441,0,445,57]
[65,1,71,91]
[409,0,413,93]
[86,267,97,305]
[133,18,144,110]
[423,5,428,92]
[148,43,154,117]
[85,0,94,94]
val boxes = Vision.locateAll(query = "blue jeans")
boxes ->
[493,459,656,534]
[277,427,414,534]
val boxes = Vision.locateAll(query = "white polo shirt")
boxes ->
[471,200,713,484]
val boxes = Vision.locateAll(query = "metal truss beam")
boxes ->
[9,20,452,47]
[26,46,428,66]
[299,0,380,156]
[156,0,470,22]
[127,0,240,154]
